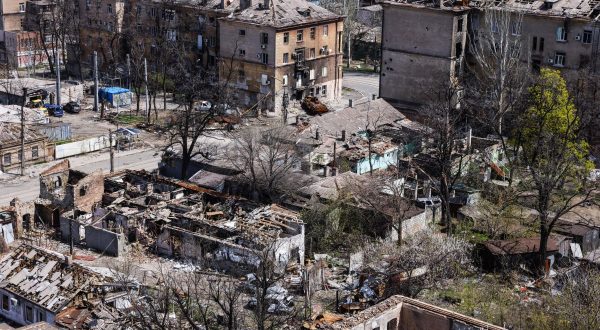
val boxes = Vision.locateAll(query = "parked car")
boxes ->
[194,100,212,111]
[63,101,81,114]
[44,104,64,117]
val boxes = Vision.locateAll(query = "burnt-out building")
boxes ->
[38,160,104,227]
[60,170,305,273]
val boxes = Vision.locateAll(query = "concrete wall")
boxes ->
[380,3,467,106]
[388,208,430,242]
[353,148,399,175]
[59,216,84,244]
[85,225,127,257]
[0,289,54,326]
[55,135,114,159]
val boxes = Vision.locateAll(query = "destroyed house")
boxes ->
[0,245,125,326]
[61,170,306,273]
[328,295,505,330]
[38,160,104,225]
[477,237,562,272]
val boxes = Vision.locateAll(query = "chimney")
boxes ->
[341,130,346,141]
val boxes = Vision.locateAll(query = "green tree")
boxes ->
[517,68,594,274]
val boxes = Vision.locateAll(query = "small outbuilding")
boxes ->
[99,87,132,107]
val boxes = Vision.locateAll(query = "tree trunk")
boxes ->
[395,217,402,246]
[440,176,452,235]
[538,221,550,276]
[135,91,141,115]
[180,152,189,180]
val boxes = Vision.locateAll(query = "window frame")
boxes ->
[583,30,593,44]
[556,27,567,42]
[296,29,303,42]
[554,52,566,66]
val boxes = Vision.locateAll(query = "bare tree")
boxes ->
[467,8,529,185]
[348,171,418,246]
[247,241,299,330]
[228,126,299,201]
[364,228,472,298]
[417,82,468,235]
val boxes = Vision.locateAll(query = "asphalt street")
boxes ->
[0,148,161,205]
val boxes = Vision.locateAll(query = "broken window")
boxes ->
[3,153,11,165]
[322,85,327,95]
[297,29,303,42]
[282,74,288,86]
[532,36,537,51]
[283,32,289,43]
[583,30,593,44]
[456,16,463,32]
[2,295,8,310]
[80,186,87,196]
[38,310,46,322]
[107,3,112,13]
[539,37,544,51]
[260,53,268,64]
[239,49,246,57]
[239,29,245,36]
[511,21,521,36]
[31,146,38,159]
[283,52,289,63]
[238,69,245,81]
[556,26,567,41]
[322,66,327,77]
[24,305,33,323]
[19,2,25,12]
[53,176,62,188]
[310,27,316,39]
[323,25,328,36]
[260,32,269,44]
[309,48,315,58]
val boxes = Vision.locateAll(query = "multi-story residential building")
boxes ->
[76,0,240,72]
[379,0,600,108]
[0,0,26,32]
[379,0,469,108]
[0,30,45,68]
[219,0,344,116]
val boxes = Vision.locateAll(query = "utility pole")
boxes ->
[108,129,114,173]
[20,88,27,176]
[144,58,149,122]
[93,51,99,112]
[55,51,61,106]
[126,53,131,90]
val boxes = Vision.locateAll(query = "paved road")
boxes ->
[0,148,161,205]
[342,72,380,99]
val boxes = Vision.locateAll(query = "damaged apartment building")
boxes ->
[379,0,600,109]
[58,169,305,272]
[219,0,344,115]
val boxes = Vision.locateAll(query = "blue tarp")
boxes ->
[99,87,132,107]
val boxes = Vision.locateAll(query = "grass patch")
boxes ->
[114,114,145,125]
[54,139,72,145]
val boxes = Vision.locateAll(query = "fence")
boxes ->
[55,135,114,159]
